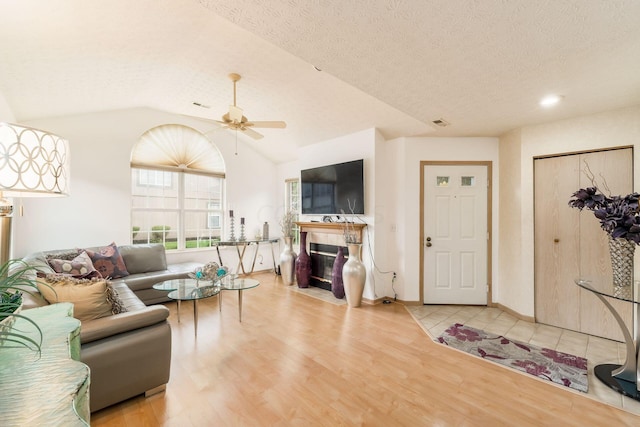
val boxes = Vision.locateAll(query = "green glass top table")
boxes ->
[0,303,90,426]
[153,278,220,336]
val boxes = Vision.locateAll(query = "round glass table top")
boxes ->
[219,277,260,291]
[154,278,221,301]
[575,277,640,304]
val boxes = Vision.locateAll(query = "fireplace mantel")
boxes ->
[296,221,367,247]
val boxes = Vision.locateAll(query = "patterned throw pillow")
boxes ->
[36,274,128,322]
[48,251,99,277]
[84,242,130,279]
[46,250,81,262]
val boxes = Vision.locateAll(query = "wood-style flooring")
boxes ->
[91,272,639,426]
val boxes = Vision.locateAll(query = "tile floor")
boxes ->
[406,304,640,415]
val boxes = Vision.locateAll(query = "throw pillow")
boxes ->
[84,242,130,279]
[46,250,81,262]
[48,251,99,277]
[36,275,127,322]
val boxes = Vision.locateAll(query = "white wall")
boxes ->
[14,107,279,271]
[276,128,382,300]
[498,105,640,317]
[394,136,500,303]
[0,91,15,122]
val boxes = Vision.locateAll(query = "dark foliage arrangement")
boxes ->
[569,186,640,243]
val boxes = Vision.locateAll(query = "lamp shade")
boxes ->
[0,122,70,197]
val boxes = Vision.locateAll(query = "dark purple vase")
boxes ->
[295,231,311,288]
[331,246,346,298]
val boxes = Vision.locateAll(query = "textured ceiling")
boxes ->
[1,0,639,163]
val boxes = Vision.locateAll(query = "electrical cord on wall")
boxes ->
[353,215,397,302]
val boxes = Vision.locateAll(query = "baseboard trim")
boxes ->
[493,303,535,323]
[372,298,536,320]
[144,384,166,398]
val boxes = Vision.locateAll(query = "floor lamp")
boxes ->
[0,123,70,265]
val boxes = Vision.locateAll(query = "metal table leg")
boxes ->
[238,290,243,322]
[270,241,277,274]
[235,243,249,274]
[193,300,198,337]
[249,242,260,274]
[215,245,224,266]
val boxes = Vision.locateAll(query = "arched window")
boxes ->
[130,124,225,250]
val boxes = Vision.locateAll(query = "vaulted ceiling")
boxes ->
[1,1,639,162]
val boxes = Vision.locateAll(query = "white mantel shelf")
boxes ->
[296,221,367,247]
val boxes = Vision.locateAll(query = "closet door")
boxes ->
[534,148,633,341]
[534,154,581,332]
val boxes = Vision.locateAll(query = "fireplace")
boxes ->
[296,221,366,291]
[309,243,347,290]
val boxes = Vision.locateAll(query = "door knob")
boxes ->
[426,242,432,247]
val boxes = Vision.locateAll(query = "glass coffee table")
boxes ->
[219,276,260,322]
[153,278,220,336]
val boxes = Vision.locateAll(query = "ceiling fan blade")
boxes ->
[203,126,227,135]
[246,120,287,129]
[228,105,243,123]
[241,128,264,140]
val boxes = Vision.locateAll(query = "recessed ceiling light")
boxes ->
[192,102,211,108]
[539,94,563,107]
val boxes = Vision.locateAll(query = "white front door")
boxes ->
[423,164,488,304]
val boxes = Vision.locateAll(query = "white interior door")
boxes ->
[423,164,488,304]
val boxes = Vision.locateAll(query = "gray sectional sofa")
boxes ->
[20,243,201,412]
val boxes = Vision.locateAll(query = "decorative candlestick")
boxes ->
[239,217,246,241]
[229,215,236,241]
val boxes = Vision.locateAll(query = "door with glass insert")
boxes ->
[423,164,489,305]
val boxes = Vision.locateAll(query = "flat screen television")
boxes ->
[301,159,364,215]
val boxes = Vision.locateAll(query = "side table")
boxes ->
[576,278,640,400]
[0,302,90,426]
[214,238,279,275]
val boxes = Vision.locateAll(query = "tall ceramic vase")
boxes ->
[331,246,346,299]
[279,236,297,286]
[609,236,635,300]
[295,231,311,288]
[343,243,365,307]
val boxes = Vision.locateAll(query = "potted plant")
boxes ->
[0,259,46,352]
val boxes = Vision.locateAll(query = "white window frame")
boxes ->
[131,168,224,250]
[285,178,300,244]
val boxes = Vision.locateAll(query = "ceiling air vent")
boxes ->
[432,118,450,127]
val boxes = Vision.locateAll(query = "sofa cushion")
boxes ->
[36,275,127,322]
[22,252,56,277]
[85,242,130,279]
[48,251,99,277]
[118,244,167,274]
[80,283,170,344]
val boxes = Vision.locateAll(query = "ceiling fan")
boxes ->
[213,73,286,140]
